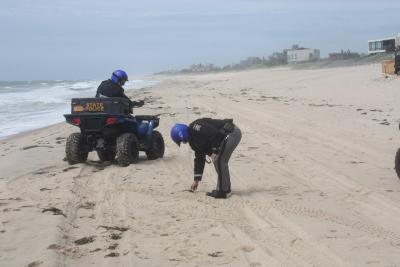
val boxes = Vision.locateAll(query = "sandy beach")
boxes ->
[1,64,400,266]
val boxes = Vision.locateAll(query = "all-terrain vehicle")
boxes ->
[64,97,164,166]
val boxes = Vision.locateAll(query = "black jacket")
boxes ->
[95,79,130,100]
[95,80,144,109]
[189,118,234,181]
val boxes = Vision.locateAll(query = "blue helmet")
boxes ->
[170,123,189,146]
[111,69,128,85]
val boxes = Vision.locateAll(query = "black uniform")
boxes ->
[95,79,130,100]
[188,118,234,181]
[95,79,144,108]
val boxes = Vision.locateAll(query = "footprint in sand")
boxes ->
[47,244,63,250]
[62,166,79,172]
[27,261,43,267]
[99,225,129,232]
[34,170,49,175]
[104,252,120,258]
[108,243,118,250]
[349,161,365,164]
[42,207,66,217]
[79,202,95,210]
[40,187,57,191]
[104,232,122,242]
[240,245,255,253]
[74,235,96,245]
[208,251,223,257]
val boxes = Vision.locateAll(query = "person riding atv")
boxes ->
[64,69,165,166]
[96,70,144,110]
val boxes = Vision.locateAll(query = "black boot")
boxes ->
[206,190,231,199]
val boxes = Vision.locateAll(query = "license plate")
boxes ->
[86,102,105,112]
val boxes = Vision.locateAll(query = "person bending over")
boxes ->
[170,118,242,199]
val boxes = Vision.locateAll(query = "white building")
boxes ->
[368,34,400,54]
[286,48,320,63]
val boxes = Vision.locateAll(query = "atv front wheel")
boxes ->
[146,131,165,160]
[97,149,116,162]
[65,132,88,165]
[395,148,400,179]
[116,133,139,166]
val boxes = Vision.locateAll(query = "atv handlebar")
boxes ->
[129,100,144,113]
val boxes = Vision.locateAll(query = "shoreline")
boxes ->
[0,80,160,142]
[0,122,65,142]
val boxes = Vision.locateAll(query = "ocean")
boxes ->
[0,79,157,138]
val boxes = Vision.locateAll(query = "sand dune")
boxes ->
[1,64,400,266]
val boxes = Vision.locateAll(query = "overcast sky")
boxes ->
[1,0,399,81]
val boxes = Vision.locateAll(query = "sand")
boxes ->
[1,64,400,266]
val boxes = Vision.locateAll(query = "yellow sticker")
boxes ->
[73,105,84,112]
[86,102,104,112]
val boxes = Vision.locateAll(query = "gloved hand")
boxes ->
[218,120,234,135]
[222,122,234,133]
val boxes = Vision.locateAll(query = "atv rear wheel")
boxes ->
[146,131,165,160]
[395,148,400,179]
[66,132,88,165]
[97,149,116,162]
[116,133,139,166]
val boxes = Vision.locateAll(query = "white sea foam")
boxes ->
[0,79,158,138]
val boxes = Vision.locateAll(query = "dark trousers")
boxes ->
[214,126,242,192]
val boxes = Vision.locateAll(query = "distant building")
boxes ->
[368,35,400,54]
[189,63,217,72]
[329,50,360,60]
[238,57,264,68]
[286,46,320,63]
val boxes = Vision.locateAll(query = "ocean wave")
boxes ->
[0,79,158,138]
[68,81,99,91]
